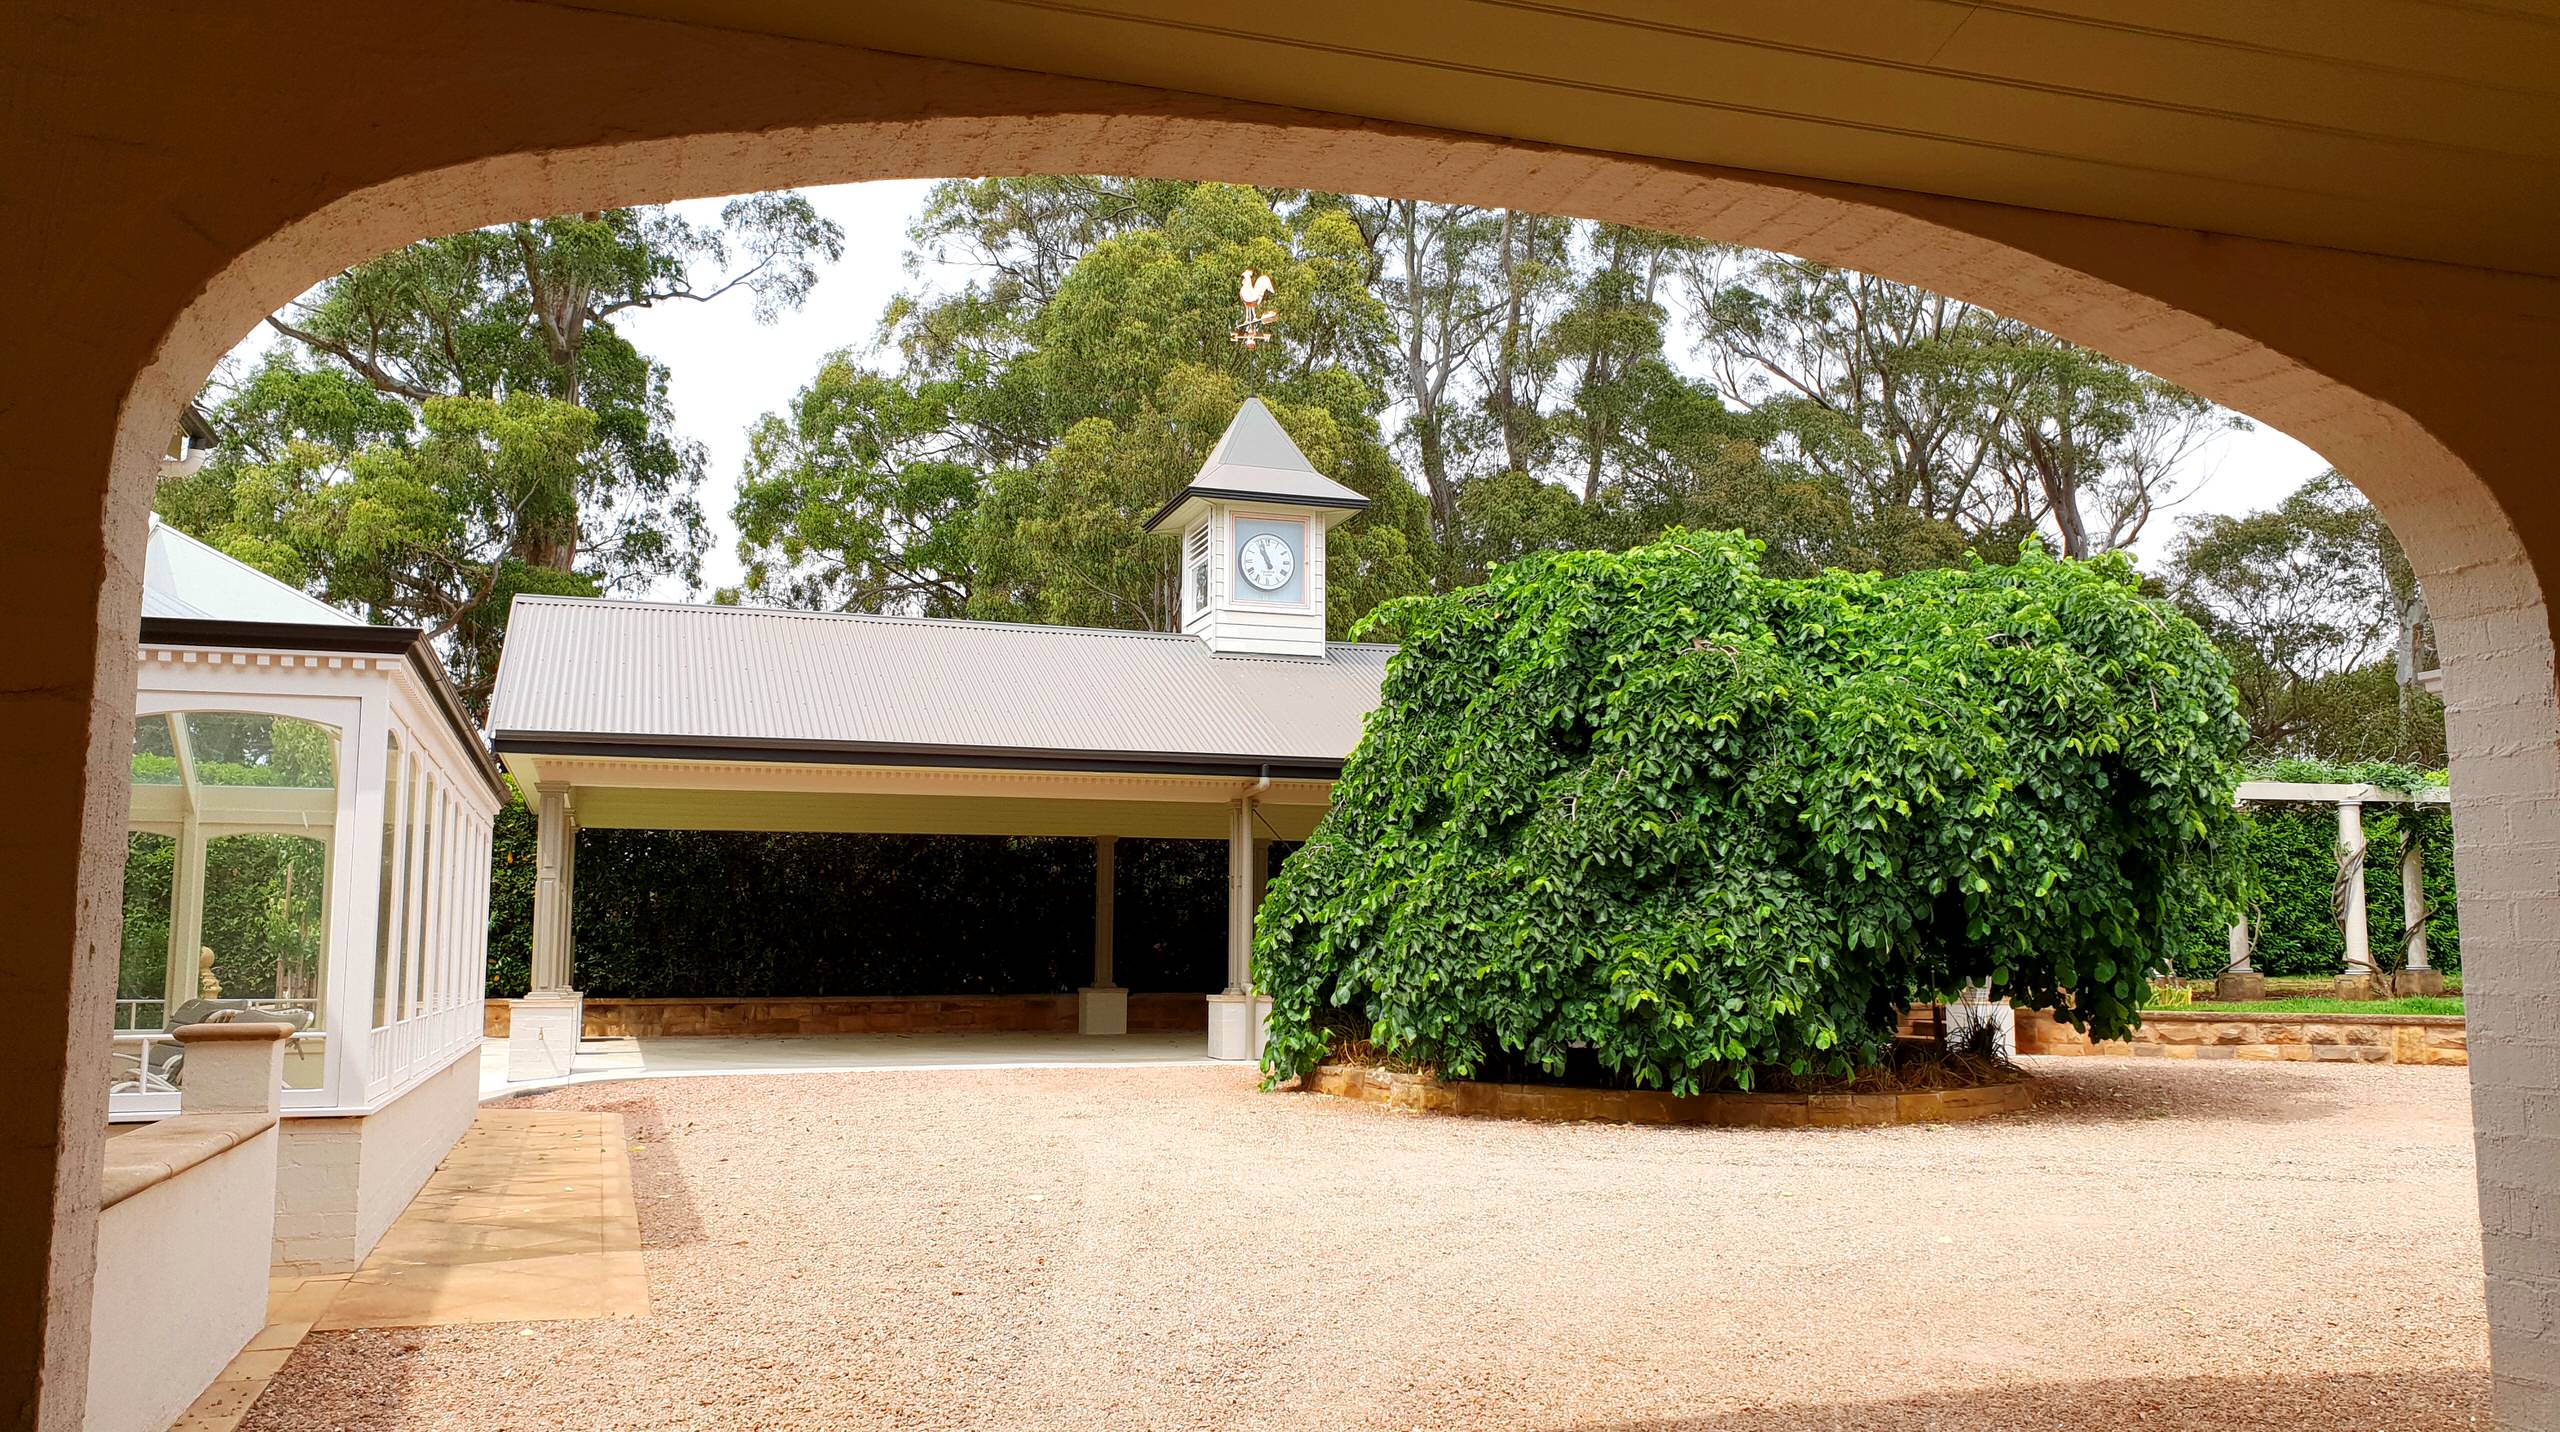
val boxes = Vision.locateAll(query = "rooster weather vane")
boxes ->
[1232,267,1278,348]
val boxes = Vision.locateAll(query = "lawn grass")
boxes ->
[2181,996,2465,1017]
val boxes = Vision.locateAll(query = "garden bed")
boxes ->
[1296,1054,2034,1128]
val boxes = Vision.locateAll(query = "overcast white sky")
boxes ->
[254,179,2341,601]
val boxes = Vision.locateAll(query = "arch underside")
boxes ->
[25,15,2556,1424]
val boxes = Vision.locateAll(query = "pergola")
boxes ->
[2218,778,2454,994]
[117,519,504,1119]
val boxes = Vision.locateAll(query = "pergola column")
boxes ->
[1077,836,1127,1036]
[529,781,577,995]
[2398,819,2446,995]
[2337,798,2376,992]
[2402,836,2431,973]
[2214,912,2266,1000]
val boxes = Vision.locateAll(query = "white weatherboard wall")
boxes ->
[86,1127,278,1432]
[1178,507,1333,658]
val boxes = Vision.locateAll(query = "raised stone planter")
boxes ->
[1298,1064,2034,1128]
[2013,1008,2467,1065]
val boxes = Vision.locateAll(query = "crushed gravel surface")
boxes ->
[245,1058,2490,1430]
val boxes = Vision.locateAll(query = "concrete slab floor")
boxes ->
[479,1031,1218,1099]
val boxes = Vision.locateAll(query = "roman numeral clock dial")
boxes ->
[1239,532,1295,592]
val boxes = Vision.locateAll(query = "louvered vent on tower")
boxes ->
[1185,520,1213,624]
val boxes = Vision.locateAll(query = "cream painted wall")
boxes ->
[85,1128,276,1432]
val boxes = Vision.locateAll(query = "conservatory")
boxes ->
[119,518,502,1159]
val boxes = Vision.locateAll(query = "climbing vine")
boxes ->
[1254,533,2250,1091]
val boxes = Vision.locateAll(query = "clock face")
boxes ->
[1238,532,1296,592]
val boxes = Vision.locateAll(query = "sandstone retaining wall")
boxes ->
[483,994,1211,1039]
[2012,1009,2467,1065]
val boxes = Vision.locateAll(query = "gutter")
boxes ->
[137,616,507,801]
[490,731,1345,783]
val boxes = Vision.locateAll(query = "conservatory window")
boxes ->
[374,733,403,1029]
[114,711,338,1098]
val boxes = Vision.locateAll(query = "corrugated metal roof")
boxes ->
[488,596,1392,773]
[141,516,363,626]
[1142,397,1370,532]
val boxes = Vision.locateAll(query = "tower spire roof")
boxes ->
[1141,397,1370,533]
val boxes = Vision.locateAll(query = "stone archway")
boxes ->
[12,7,2559,1424]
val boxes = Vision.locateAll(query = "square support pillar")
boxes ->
[1079,835,1124,1034]
[529,781,579,997]
[1209,799,1260,1060]
[506,994,582,1082]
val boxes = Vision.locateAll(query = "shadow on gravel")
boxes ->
[1560,1366,2491,1431]
[2010,1057,2385,1128]
[569,1087,709,1249]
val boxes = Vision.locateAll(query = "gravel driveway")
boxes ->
[244,1058,2489,1430]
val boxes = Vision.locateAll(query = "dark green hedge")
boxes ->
[485,788,1248,999]
[2167,802,2459,978]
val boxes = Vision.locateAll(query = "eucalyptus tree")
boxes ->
[2166,472,2442,762]
[736,181,1431,637]
[1678,249,2223,568]
[168,194,844,707]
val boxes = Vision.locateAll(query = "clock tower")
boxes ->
[1143,397,1371,658]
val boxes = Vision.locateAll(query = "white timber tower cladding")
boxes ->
[1145,397,1371,658]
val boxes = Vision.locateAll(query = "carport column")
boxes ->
[1078,836,1127,1036]
[511,781,583,1082]
[1249,838,1274,1060]
[1206,798,1258,1060]
[529,781,577,993]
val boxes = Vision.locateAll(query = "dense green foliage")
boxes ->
[1255,533,2248,1091]
[483,786,1248,999]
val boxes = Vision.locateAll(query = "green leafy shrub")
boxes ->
[1255,533,2248,1091]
